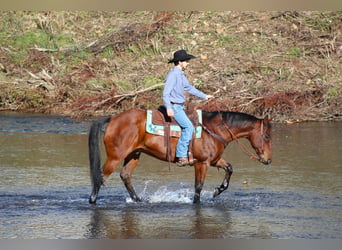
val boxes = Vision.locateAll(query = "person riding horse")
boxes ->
[162,49,214,166]
[88,50,272,205]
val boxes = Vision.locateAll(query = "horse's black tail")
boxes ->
[88,117,111,204]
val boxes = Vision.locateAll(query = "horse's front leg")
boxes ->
[213,158,233,198]
[193,161,210,203]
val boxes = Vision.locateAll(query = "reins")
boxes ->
[200,123,229,147]
[224,122,262,162]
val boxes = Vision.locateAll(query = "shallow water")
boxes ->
[0,113,341,238]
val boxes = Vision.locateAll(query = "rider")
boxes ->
[162,49,214,166]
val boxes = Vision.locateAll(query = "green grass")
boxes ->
[5,31,52,64]
[305,12,338,32]
[287,46,303,58]
[324,87,340,101]
[116,78,134,92]
[54,32,75,48]
[218,35,234,45]
[101,47,115,58]
[14,31,51,49]
[142,75,163,88]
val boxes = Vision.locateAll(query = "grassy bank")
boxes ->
[0,11,341,122]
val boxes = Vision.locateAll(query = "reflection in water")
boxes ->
[86,203,232,239]
[87,206,144,239]
[191,204,232,239]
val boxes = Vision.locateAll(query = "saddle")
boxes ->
[146,105,202,165]
[146,105,202,138]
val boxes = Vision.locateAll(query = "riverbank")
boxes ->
[0,11,341,122]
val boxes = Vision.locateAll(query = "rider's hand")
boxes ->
[167,108,174,117]
[206,95,215,101]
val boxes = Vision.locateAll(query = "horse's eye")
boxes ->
[264,134,270,140]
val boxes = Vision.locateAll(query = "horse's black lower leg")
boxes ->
[193,183,203,204]
[89,186,100,204]
[120,153,142,202]
[213,163,233,198]
[127,188,141,202]
[121,174,142,202]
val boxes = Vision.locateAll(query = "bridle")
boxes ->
[225,120,264,162]
[200,119,265,163]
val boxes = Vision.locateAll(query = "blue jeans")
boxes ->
[172,104,194,158]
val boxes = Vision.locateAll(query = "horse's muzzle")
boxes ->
[259,155,272,165]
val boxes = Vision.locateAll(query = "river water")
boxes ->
[0,112,341,239]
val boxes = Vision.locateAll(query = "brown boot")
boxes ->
[176,157,190,167]
[176,157,197,167]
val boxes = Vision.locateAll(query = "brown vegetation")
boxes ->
[0,11,341,122]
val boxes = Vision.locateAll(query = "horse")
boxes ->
[88,108,272,204]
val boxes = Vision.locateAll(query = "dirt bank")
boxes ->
[0,11,341,122]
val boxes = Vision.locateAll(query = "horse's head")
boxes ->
[249,117,272,165]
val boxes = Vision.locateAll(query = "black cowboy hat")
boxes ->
[168,49,196,63]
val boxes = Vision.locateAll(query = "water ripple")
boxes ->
[0,113,90,134]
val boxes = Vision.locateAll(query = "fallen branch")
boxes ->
[226,18,261,30]
[93,82,164,108]
[32,45,79,54]
[238,96,264,107]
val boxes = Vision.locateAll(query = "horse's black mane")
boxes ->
[203,111,260,128]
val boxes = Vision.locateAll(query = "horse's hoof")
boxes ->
[193,194,201,204]
[132,195,142,202]
[213,188,220,198]
[89,196,97,204]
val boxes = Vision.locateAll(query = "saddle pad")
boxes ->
[146,109,202,138]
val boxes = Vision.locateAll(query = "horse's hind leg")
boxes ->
[213,158,233,198]
[103,157,122,182]
[89,157,121,204]
[120,151,142,202]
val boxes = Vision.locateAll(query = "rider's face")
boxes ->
[178,60,190,70]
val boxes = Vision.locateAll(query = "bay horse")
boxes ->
[88,108,272,204]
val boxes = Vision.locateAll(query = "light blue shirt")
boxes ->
[162,66,206,109]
